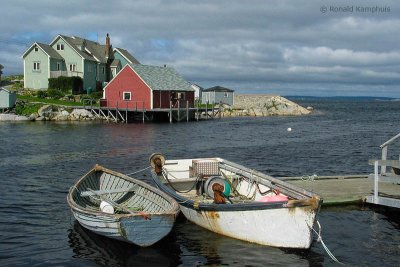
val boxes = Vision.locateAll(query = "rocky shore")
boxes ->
[0,105,98,121]
[221,94,312,117]
[0,95,312,121]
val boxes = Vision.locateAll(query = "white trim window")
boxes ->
[57,63,61,71]
[33,62,40,71]
[69,64,76,72]
[123,92,131,101]
[56,43,64,51]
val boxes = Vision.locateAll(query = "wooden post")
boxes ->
[186,100,189,122]
[205,101,208,120]
[381,146,388,174]
[169,100,172,123]
[125,101,128,123]
[178,100,180,122]
[116,101,119,123]
[196,101,199,121]
[142,101,145,123]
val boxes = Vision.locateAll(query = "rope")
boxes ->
[125,166,151,176]
[301,174,318,181]
[313,220,344,265]
[162,169,201,194]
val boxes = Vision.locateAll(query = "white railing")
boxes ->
[367,133,400,208]
[50,71,83,78]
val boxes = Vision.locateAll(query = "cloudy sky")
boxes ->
[1,0,399,97]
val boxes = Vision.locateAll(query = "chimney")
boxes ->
[105,33,110,58]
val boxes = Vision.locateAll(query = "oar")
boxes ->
[87,188,151,220]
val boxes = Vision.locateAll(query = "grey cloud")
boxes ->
[1,0,399,96]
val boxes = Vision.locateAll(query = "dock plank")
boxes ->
[282,175,399,206]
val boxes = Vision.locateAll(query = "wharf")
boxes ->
[281,174,399,206]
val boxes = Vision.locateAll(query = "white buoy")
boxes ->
[100,201,114,214]
[287,127,292,132]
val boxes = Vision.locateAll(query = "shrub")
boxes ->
[48,76,83,94]
[90,91,103,99]
[15,101,42,116]
[36,90,48,98]
[47,88,64,99]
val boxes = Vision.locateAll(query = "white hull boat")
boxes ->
[150,154,322,249]
[67,164,179,247]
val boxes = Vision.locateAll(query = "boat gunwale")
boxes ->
[67,164,179,218]
[151,170,322,212]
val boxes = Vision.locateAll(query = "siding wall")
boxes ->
[103,67,151,109]
[23,46,49,89]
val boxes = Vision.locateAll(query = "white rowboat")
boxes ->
[67,164,179,247]
[150,154,322,249]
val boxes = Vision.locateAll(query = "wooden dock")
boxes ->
[281,174,399,207]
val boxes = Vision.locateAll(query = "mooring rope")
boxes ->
[313,220,344,265]
[125,166,151,176]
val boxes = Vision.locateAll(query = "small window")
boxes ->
[123,92,131,101]
[69,64,76,71]
[57,63,61,71]
[102,67,105,74]
[224,92,229,97]
[34,47,38,52]
[57,44,64,51]
[33,62,40,71]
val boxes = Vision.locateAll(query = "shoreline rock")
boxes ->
[0,105,101,122]
[220,94,312,117]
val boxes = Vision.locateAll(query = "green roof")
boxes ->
[130,64,194,92]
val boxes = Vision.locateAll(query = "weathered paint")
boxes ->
[180,204,315,248]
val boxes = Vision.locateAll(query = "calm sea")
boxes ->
[0,98,399,266]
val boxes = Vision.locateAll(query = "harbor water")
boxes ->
[0,98,399,266]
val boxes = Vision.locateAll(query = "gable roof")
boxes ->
[203,86,234,92]
[22,42,63,59]
[114,48,140,64]
[56,35,101,63]
[129,64,193,92]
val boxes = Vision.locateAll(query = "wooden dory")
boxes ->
[150,154,323,249]
[67,164,179,247]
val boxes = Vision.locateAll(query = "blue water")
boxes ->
[0,98,399,266]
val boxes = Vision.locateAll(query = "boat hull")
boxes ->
[149,156,322,249]
[67,165,179,247]
[180,204,316,248]
[72,209,176,246]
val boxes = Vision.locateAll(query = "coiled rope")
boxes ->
[313,220,344,265]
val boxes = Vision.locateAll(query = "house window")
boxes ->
[33,62,40,71]
[102,67,105,74]
[69,64,76,72]
[57,63,61,71]
[56,44,64,50]
[34,47,38,52]
[224,92,229,97]
[123,92,131,101]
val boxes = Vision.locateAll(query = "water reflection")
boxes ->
[68,222,181,267]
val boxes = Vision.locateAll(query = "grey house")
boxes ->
[0,87,17,109]
[201,86,234,106]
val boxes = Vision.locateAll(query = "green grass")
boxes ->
[17,95,99,107]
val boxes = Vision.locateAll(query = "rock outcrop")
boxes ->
[221,94,311,117]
